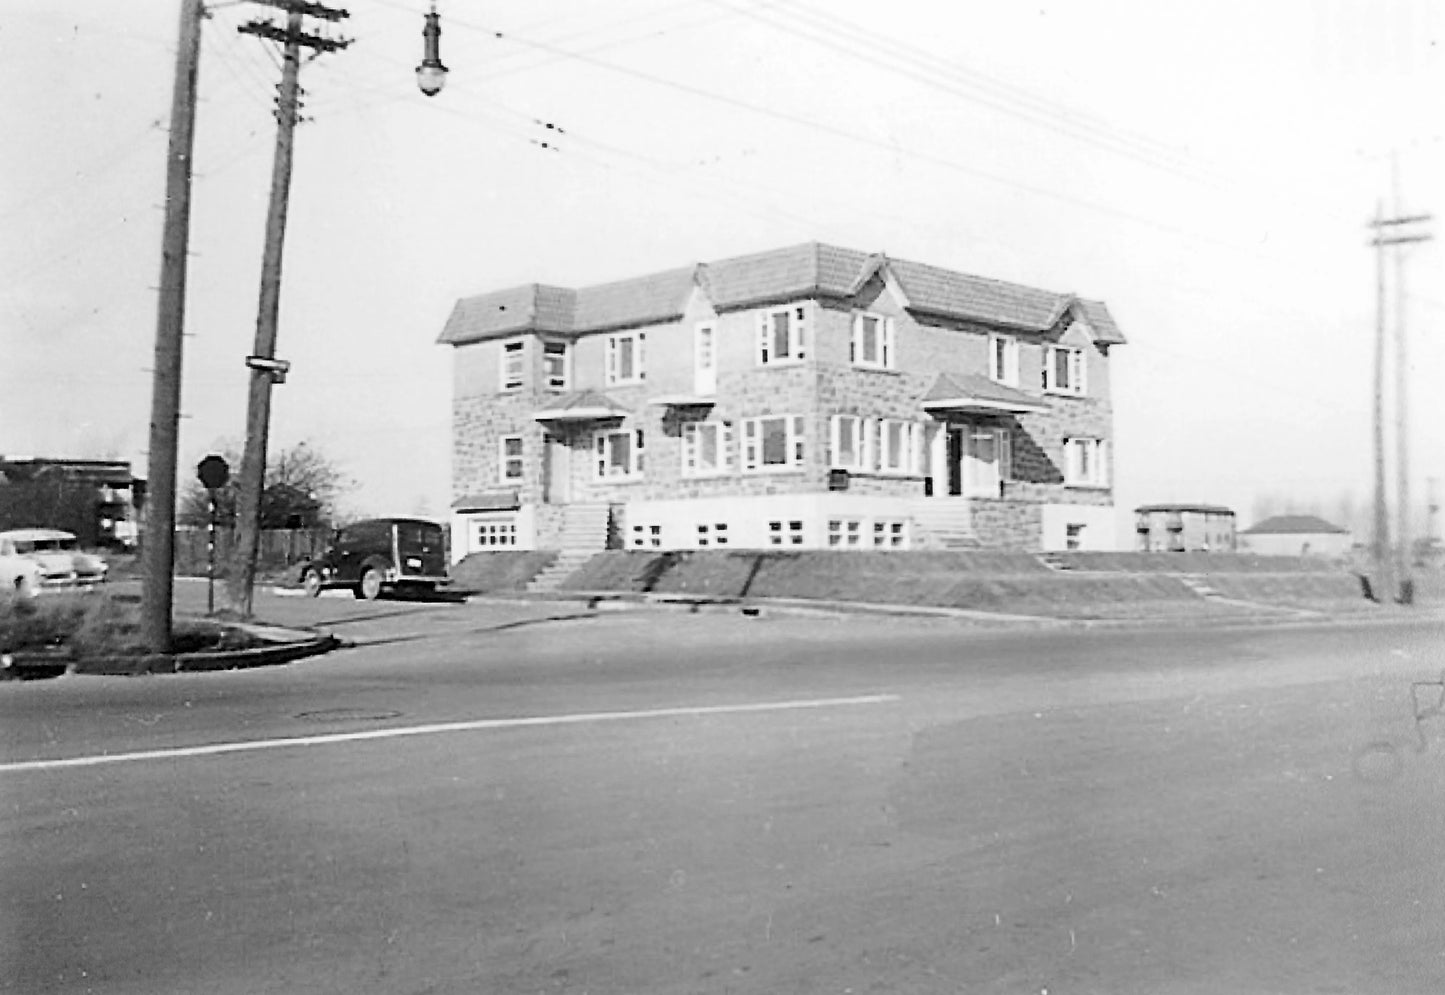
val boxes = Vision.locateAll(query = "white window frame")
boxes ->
[542,340,570,391]
[605,331,646,386]
[989,333,1019,386]
[851,312,895,370]
[756,305,809,366]
[498,434,524,484]
[696,522,730,547]
[878,419,921,475]
[471,513,518,549]
[829,415,866,471]
[629,523,663,549]
[1044,345,1086,395]
[681,421,733,477]
[594,427,645,479]
[827,519,864,548]
[1064,437,1108,488]
[742,415,806,472]
[500,338,526,392]
[694,321,717,395]
[767,520,806,546]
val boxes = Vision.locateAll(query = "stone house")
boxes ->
[437,243,1127,559]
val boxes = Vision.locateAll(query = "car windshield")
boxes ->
[11,536,78,553]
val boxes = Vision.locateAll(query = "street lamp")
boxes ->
[416,3,448,96]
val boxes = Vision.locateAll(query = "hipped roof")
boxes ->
[439,242,1126,346]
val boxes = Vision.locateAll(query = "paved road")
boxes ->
[3,594,1444,994]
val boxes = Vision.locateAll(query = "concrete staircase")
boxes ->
[526,503,610,592]
[909,499,980,550]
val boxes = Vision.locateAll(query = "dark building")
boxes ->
[0,457,145,549]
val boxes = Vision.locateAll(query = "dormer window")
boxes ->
[989,334,1018,386]
[1045,345,1086,395]
[851,313,895,370]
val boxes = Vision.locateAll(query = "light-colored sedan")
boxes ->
[0,529,108,591]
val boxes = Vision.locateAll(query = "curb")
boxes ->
[2,628,343,680]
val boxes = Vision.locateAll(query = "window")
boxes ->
[768,520,806,546]
[499,435,524,483]
[1045,345,1086,395]
[742,415,805,472]
[1064,437,1107,487]
[989,334,1019,386]
[851,313,895,369]
[473,515,517,548]
[543,341,570,391]
[963,425,1012,497]
[873,520,907,548]
[878,419,920,475]
[830,415,866,471]
[828,519,864,547]
[1066,523,1086,551]
[682,421,733,477]
[697,522,729,547]
[606,331,645,385]
[500,339,525,391]
[757,305,808,365]
[630,524,662,549]
[595,428,645,479]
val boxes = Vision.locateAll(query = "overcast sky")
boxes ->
[4,0,1443,537]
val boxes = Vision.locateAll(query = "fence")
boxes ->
[174,527,330,578]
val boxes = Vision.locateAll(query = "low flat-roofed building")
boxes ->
[1135,503,1236,553]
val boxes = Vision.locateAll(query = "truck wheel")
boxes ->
[358,567,383,601]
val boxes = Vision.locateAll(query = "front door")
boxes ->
[543,435,570,504]
[946,426,963,496]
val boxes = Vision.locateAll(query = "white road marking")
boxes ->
[0,694,901,774]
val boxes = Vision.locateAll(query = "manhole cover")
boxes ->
[296,707,403,723]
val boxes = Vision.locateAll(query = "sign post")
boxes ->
[197,455,230,615]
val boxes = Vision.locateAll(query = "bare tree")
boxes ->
[180,440,354,529]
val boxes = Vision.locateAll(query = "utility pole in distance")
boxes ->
[225,0,349,617]
[1368,200,1432,604]
[141,0,207,652]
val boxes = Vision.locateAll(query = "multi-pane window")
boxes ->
[681,421,733,477]
[1064,437,1108,487]
[829,415,866,470]
[878,419,920,475]
[629,524,663,549]
[473,516,517,548]
[768,520,806,546]
[827,519,864,547]
[696,523,729,547]
[606,331,645,385]
[757,305,808,365]
[742,415,805,471]
[500,339,525,391]
[989,334,1019,386]
[595,428,645,479]
[872,520,907,548]
[1044,345,1086,395]
[499,435,524,483]
[542,341,570,391]
[851,313,895,369]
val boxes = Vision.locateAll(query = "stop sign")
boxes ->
[197,454,230,491]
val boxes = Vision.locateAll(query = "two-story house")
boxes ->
[438,242,1126,559]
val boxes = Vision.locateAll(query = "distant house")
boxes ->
[0,457,145,548]
[1238,515,1351,559]
[1135,504,1236,553]
[438,242,1128,558]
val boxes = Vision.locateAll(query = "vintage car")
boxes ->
[0,529,109,591]
[299,517,450,600]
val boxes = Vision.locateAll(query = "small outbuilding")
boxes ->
[1237,514,1351,559]
[1135,504,1236,552]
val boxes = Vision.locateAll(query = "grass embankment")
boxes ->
[544,549,1377,618]
[0,592,262,659]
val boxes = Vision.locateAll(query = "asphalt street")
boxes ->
[3,590,1444,994]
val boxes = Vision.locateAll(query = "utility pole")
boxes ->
[1368,191,1432,605]
[225,0,349,617]
[141,0,207,653]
